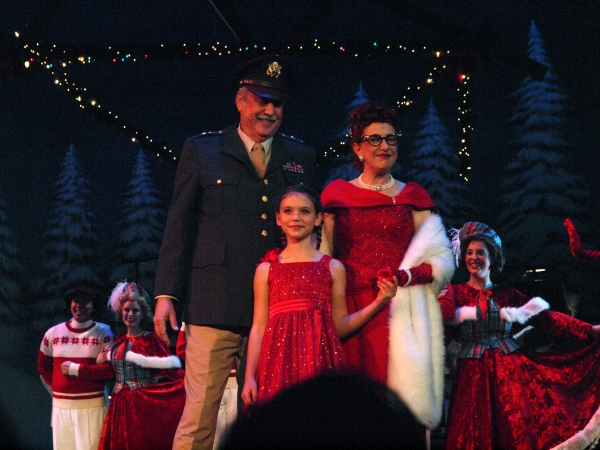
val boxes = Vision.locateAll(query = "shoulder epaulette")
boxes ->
[193,130,225,139]
[279,133,308,145]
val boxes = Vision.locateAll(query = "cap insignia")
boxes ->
[266,61,282,78]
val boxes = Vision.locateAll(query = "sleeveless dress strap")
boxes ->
[321,254,333,265]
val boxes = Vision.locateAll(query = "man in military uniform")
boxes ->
[153,54,316,450]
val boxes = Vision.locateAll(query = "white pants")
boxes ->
[51,406,106,450]
[214,385,238,450]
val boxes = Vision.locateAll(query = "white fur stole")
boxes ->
[387,214,455,430]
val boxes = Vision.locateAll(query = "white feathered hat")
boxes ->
[107,281,153,320]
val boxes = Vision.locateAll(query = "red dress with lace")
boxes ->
[321,179,435,383]
[439,283,600,449]
[256,255,346,402]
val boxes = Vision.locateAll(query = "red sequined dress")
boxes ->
[438,283,600,449]
[256,254,346,402]
[320,179,435,383]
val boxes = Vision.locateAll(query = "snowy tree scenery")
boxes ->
[497,21,596,315]
[109,149,166,297]
[31,144,103,332]
[0,188,24,323]
[406,98,477,229]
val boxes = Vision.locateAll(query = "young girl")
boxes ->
[242,184,399,405]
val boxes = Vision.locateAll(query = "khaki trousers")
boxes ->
[173,325,247,450]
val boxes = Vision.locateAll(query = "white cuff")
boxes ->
[68,363,80,377]
[500,297,550,324]
[126,351,182,369]
[449,306,477,324]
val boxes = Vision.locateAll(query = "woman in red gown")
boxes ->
[320,101,455,432]
[62,282,185,450]
[438,222,600,449]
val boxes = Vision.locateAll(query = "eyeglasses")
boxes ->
[360,134,401,146]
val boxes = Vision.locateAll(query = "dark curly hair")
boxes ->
[277,184,323,250]
[459,234,505,276]
[64,286,101,313]
[349,101,398,171]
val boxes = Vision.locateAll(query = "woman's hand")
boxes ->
[241,377,258,406]
[96,350,109,364]
[60,361,73,376]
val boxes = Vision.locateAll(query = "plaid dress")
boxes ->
[455,292,521,359]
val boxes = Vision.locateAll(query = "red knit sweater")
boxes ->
[38,320,114,408]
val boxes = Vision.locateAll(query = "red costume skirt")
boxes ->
[99,379,186,450]
[445,341,600,450]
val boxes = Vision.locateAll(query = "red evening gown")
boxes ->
[256,254,346,402]
[439,283,600,449]
[321,179,435,384]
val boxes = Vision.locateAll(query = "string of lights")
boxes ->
[323,60,473,164]
[22,38,457,63]
[18,34,472,173]
[457,69,473,181]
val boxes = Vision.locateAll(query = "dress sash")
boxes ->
[269,298,331,317]
[269,298,332,350]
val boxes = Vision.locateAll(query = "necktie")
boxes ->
[251,143,266,177]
